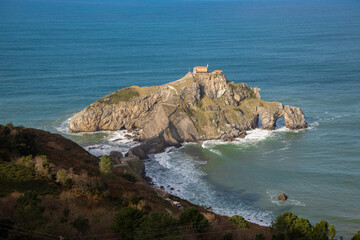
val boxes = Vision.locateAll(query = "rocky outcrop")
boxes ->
[69,72,307,157]
[109,151,123,163]
[278,193,288,201]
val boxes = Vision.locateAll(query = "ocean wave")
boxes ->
[85,142,139,157]
[201,127,292,153]
[308,121,319,130]
[266,190,306,207]
[56,118,71,134]
[145,148,273,226]
[56,119,140,157]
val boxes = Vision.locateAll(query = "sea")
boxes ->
[1,0,359,237]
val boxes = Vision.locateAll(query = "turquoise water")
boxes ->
[1,0,360,237]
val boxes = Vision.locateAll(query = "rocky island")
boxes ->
[69,71,307,158]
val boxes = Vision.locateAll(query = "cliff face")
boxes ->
[69,72,307,155]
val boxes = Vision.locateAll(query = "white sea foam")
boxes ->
[266,190,306,207]
[145,147,273,226]
[56,118,140,157]
[56,118,71,134]
[308,121,319,130]
[201,127,289,153]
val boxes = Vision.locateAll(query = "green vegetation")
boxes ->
[0,161,57,196]
[352,231,360,240]
[179,207,210,233]
[111,207,180,240]
[136,212,179,240]
[271,211,337,240]
[111,207,144,239]
[228,215,248,229]
[56,168,72,187]
[17,155,34,168]
[99,155,113,174]
[101,88,140,104]
[246,86,257,99]
[13,191,47,230]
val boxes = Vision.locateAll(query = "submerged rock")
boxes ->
[69,71,307,157]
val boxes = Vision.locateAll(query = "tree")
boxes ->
[99,155,113,174]
[271,211,298,237]
[328,224,336,240]
[135,212,179,240]
[352,231,360,240]
[289,218,311,239]
[179,207,210,233]
[111,207,144,240]
[310,220,330,240]
[271,211,336,240]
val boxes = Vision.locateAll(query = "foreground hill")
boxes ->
[0,124,271,239]
[69,72,307,157]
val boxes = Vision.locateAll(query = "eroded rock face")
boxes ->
[69,72,307,157]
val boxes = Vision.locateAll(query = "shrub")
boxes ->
[135,212,179,240]
[99,155,113,174]
[352,231,360,240]
[111,207,144,240]
[255,233,266,240]
[17,155,34,168]
[0,162,57,196]
[71,216,90,234]
[228,215,248,229]
[179,207,210,233]
[56,169,71,187]
[34,155,52,179]
[11,128,36,156]
[13,191,47,230]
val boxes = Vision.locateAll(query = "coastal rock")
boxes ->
[278,193,288,201]
[69,72,307,156]
[109,151,123,163]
